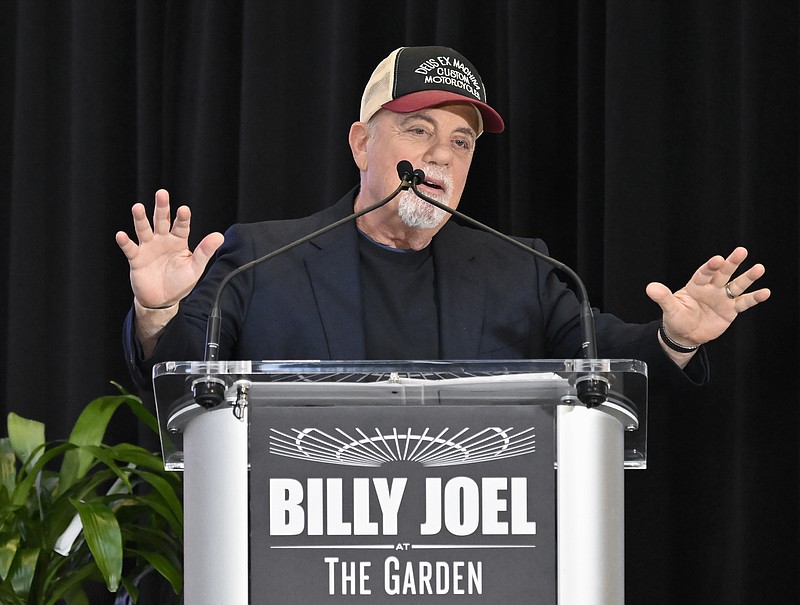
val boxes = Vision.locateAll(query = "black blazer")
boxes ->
[123,188,705,389]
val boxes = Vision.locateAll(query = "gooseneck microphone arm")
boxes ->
[409,168,607,407]
[193,160,605,408]
[192,164,415,408]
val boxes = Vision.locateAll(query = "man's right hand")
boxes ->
[115,189,224,310]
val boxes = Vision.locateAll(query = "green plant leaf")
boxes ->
[7,414,45,468]
[0,438,17,495]
[128,548,183,595]
[107,382,159,436]
[42,561,98,605]
[70,499,122,592]
[6,547,39,598]
[0,582,25,605]
[0,536,19,581]
[119,524,181,557]
[81,446,134,494]
[61,584,90,605]
[11,442,75,507]
[64,466,120,503]
[119,577,138,602]
[58,396,129,495]
[109,443,169,471]
[117,391,160,436]
[133,470,184,526]
[117,493,182,537]
[58,392,160,495]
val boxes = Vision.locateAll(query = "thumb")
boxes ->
[191,232,225,274]
[646,281,678,314]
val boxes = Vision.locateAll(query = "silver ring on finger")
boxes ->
[725,283,736,299]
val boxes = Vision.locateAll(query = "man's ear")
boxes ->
[348,121,370,172]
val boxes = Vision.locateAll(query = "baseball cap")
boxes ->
[359,46,505,136]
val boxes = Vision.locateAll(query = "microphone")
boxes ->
[192,163,414,408]
[409,167,608,407]
[397,160,414,185]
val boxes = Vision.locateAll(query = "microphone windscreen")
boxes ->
[396,160,414,181]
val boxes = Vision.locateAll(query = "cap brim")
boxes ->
[382,90,505,134]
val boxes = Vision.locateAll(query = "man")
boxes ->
[116,46,770,388]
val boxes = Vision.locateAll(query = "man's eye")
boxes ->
[454,139,472,151]
[405,125,430,136]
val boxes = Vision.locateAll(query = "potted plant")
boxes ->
[0,384,183,604]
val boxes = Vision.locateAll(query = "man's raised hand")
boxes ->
[646,246,770,349]
[115,189,224,309]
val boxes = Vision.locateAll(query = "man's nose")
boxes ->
[421,136,453,166]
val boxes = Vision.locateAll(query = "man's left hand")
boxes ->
[646,246,771,349]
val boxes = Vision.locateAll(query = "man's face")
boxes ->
[352,103,479,232]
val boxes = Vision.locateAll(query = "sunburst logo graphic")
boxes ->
[268,426,536,468]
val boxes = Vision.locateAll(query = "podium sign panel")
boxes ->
[250,403,556,604]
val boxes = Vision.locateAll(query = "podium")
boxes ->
[153,359,647,604]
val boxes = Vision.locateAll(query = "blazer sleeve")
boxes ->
[530,237,709,387]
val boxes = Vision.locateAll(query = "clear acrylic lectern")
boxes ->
[153,359,647,605]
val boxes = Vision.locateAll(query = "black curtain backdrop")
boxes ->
[1,1,797,603]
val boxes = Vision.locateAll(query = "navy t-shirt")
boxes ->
[358,233,439,359]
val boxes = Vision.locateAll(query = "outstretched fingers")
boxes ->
[730,279,771,313]
[115,230,138,260]
[152,189,172,235]
[716,248,771,311]
[122,192,193,250]
[725,262,765,297]
[170,205,193,240]
[130,202,154,243]
[116,202,154,259]
[692,247,747,289]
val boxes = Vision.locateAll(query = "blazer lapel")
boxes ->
[433,224,486,359]
[303,212,366,360]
